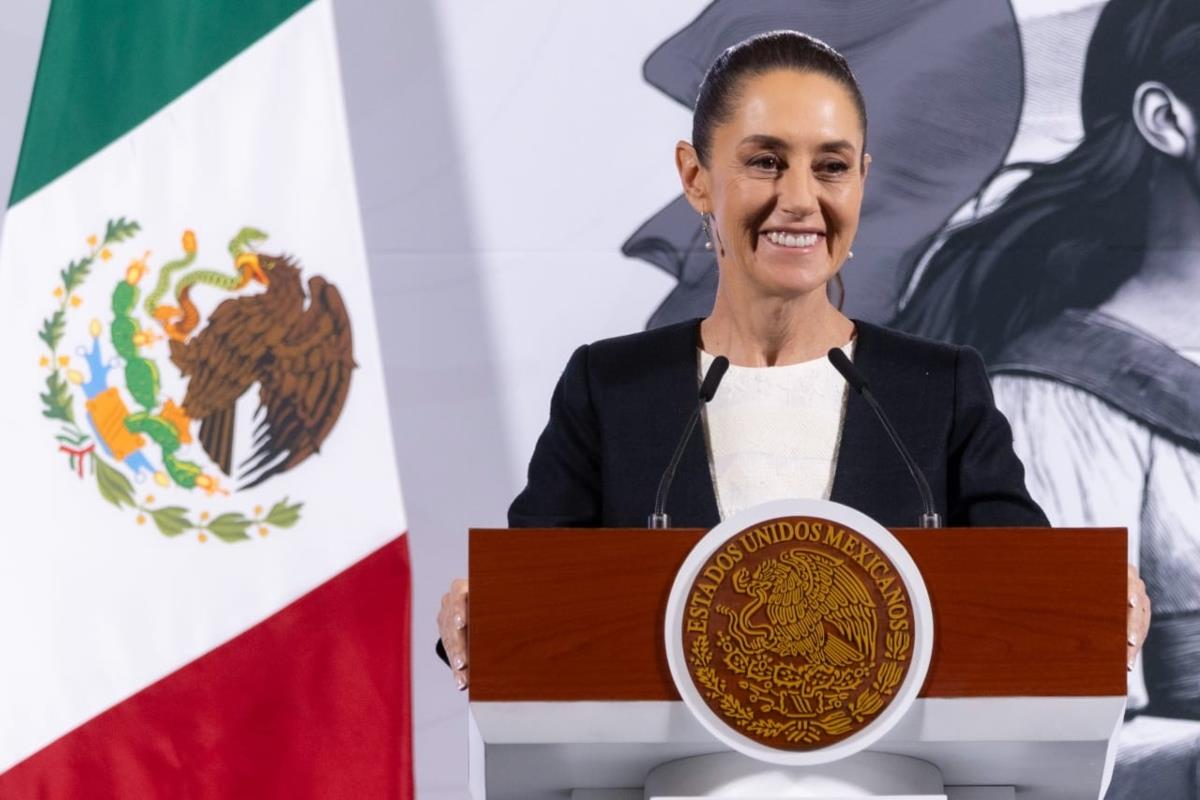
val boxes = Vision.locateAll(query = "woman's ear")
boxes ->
[676,140,710,213]
[1133,81,1196,159]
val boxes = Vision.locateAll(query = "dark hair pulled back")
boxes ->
[692,30,868,166]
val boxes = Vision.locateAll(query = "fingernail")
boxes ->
[1129,596,1138,608]
[1128,635,1138,646]
[456,675,467,690]
[1127,663,1134,672]
[454,614,466,630]
[453,655,466,670]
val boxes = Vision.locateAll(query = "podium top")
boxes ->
[469,526,1126,702]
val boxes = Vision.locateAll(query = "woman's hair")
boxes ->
[894,0,1200,360]
[692,30,868,167]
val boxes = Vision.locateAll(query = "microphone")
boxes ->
[827,348,942,528]
[649,355,730,529]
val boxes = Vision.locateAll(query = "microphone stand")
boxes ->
[649,355,730,529]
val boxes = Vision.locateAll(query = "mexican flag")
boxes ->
[0,1,412,797]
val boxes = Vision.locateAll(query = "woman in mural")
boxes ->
[895,0,1200,794]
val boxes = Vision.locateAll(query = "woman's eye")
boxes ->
[749,154,782,171]
[818,161,850,175]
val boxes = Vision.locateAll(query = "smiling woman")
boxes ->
[678,66,867,361]
[435,30,1149,695]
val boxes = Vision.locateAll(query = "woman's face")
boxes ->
[684,69,868,302]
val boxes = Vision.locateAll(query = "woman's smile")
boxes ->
[760,228,824,252]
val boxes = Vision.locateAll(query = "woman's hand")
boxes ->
[438,578,470,690]
[1127,563,1150,671]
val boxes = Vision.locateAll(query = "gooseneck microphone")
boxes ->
[827,348,942,528]
[649,356,730,529]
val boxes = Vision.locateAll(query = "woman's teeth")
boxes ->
[765,231,819,248]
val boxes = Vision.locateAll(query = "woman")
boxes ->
[894,0,1200,792]
[438,30,1149,691]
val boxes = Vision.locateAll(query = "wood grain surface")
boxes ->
[468,527,1126,701]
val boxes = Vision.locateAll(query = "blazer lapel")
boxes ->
[663,319,720,528]
[829,321,930,527]
[830,321,881,512]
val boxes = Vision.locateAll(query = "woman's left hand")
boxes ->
[1127,562,1151,671]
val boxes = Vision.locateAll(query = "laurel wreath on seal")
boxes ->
[689,627,911,744]
[37,217,303,543]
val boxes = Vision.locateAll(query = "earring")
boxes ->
[703,212,725,256]
[848,250,855,260]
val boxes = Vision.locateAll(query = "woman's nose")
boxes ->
[778,168,819,218]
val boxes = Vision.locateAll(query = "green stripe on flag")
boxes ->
[9,0,312,207]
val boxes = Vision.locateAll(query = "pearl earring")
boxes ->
[848,250,855,259]
[702,214,713,250]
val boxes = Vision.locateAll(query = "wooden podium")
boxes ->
[467,527,1127,800]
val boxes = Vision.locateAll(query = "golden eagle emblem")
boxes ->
[724,548,876,666]
[682,517,915,750]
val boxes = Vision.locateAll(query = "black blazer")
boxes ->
[509,318,1048,530]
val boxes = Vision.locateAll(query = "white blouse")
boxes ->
[699,341,855,520]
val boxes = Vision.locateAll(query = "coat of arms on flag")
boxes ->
[38,217,356,543]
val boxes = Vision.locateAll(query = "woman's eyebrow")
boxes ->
[738,134,789,150]
[818,139,856,155]
[737,135,857,156]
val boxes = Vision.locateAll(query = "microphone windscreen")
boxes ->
[700,355,730,402]
[827,347,869,393]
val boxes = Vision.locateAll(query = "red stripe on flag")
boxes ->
[0,536,413,799]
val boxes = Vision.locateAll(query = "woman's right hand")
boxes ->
[438,578,470,690]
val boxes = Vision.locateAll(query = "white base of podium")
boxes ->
[471,697,1121,799]
[644,751,944,798]
[569,789,1014,800]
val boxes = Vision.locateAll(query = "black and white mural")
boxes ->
[630,1,1200,796]
[898,4,1200,794]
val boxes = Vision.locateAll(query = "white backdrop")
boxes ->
[0,2,1108,798]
